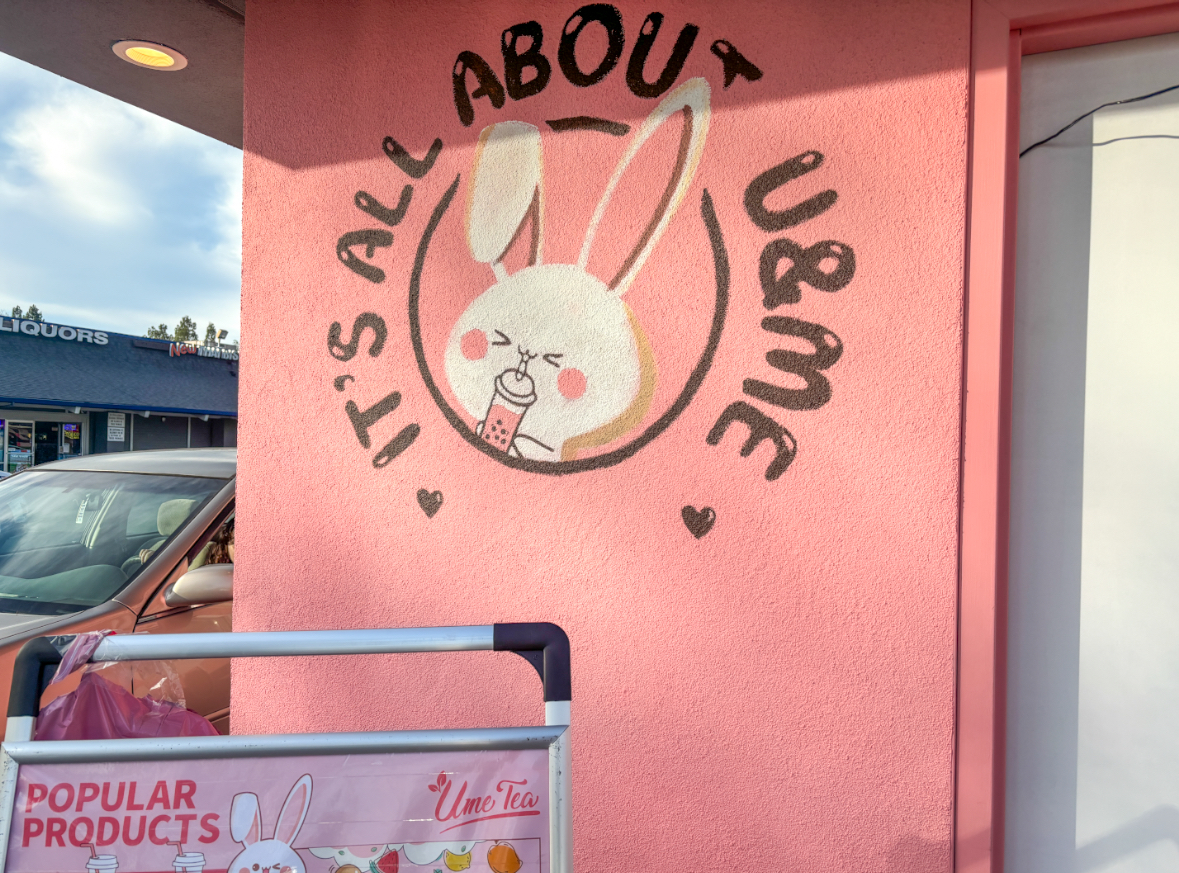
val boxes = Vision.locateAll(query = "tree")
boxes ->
[10,306,21,318]
[146,324,170,339]
[173,316,198,342]
[204,322,217,344]
[24,305,42,322]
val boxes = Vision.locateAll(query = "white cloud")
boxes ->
[0,51,242,340]
[3,85,168,224]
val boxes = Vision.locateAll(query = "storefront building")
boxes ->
[6,0,1179,871]
[0,314,237,472]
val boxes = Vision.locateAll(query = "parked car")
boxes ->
[0,448,235,731]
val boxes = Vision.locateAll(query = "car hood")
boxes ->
[0,610,64,640]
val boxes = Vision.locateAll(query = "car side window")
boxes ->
[190,515,234,569]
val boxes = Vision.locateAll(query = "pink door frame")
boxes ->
[957,2,1179,872]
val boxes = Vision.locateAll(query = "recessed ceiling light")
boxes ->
[112,40,188,71]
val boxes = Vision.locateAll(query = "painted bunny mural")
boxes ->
[228,775,313,873]
[443,77,711,462]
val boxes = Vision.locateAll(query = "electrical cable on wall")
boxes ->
[1020,82,1179,157]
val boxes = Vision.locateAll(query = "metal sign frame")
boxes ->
[0,623,572,873]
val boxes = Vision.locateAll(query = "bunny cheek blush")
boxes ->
[460,329,488,360]
[558,368,586,400]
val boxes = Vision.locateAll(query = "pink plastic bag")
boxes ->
[34,632,218,741]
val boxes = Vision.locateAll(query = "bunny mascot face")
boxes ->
[228,775,312,873]
[444,78,711,462]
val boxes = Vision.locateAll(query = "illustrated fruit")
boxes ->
[373,850,399,873]
[337,865,362,873]
[487,843,522,873]
[443,850,471,871]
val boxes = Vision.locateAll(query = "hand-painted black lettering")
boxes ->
[558,4,625,87]
[502,21,551,100]
[354,187,412,227]
[452,52,506,127]
[744,152,837,232]
[743,316,843,411]
[706,401,797,481]
[333,375,355,392]
[336,230,393,284]
[709,39,762,89]
[546,116,631,136]
[346,391,402,450]
[626,13,698,99]
[373,424,421,468]
[758,238,855,309]
[382,137,443,179]
[328,313,388,362]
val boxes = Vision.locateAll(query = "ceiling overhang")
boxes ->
[0,0,243,148]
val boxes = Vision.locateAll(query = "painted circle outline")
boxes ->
[409,175,730,475]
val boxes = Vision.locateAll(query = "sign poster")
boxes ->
[6,750,547,873]
[106,414,125,444]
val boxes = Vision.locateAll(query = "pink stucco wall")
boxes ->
[237,2,970,870]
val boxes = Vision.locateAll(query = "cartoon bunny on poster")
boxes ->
[443,77,711,462]
[228,775,313,873]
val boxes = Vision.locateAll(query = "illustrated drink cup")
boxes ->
[481,355,537,454]
[172,852,205,873]
[86,855,118,873]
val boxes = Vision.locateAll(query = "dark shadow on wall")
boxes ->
[243,0,971,170]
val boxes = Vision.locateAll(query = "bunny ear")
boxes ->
[466,121,544,279]
[230,793,261,846]
[578,77,711,296]
[274,774,313,846]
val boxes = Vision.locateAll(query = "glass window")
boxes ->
[0,470,223,614]
[5,422,32,473]
[190,514,234,569]
[61,423,81,456]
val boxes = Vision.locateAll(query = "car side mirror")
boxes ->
[164,563,233,608]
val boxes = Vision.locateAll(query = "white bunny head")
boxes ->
[228,775,312,873]
[444,77,711,462]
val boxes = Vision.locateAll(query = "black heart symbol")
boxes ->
[416,489,443,518]
[681,505,716,539]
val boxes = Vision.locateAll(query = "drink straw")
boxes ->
[83,844,97,859]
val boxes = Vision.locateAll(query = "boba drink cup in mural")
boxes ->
[443,77,711,462]
[475,350,538,456]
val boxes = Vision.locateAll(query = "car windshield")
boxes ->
[0,470,224,615]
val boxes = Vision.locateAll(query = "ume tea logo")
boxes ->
[427,773,539,833]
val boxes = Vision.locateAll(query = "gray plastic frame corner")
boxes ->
[0,623,572,873]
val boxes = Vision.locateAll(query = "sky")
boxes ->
[0,51,242,343]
